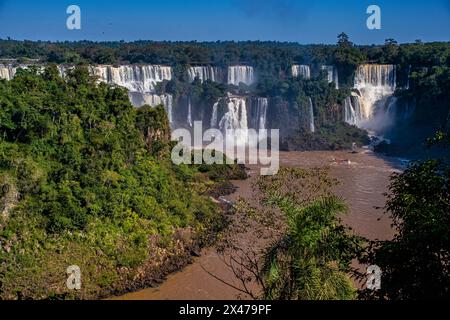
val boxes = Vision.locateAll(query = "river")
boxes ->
[114,150,404,300]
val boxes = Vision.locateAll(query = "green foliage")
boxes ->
[136,105,171,157]
[334,33,366,86]
[0,66,227,299]
[257,168,362,300]
[362,160,450,300]
[283,122,369,151]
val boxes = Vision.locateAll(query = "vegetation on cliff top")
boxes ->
[0,66,244,299]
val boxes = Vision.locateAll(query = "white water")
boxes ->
[350,64,397,131]
[218,97,248,131]
[308,97,315,133]
[405,65,411,90]
[344,95,362,126]
[1,64,174,122]
[0,64,47,79]
[0,65,17,80]
[89,65,173,120]
[89,65,172,93]
[187,98,193,127]
[291,65,311,79]
[249,97,269,130]
[321,65,339,89]
[256,98,268,130]
[216,97,249,146]
[210,101,220,128]
[227,66,255,86]
[187,66,224,83]
[211,96,268,131]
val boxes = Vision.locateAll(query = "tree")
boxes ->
[337,33,352,48]
[361,127,450,299]
[333,33,365,86]
[213,168,362,300]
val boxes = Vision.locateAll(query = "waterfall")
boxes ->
[308,98,315,133]
[210,101,220,128]
[0,65,48,79]
[344,94,365,126]
[405,65,411,90]
[291,65,311,79]
[321,65,339,89]
[218,97,248,130]
[90,65,172,93]
[0,65,17,80]
[218,97,249,146]
[352,64,396,130]
[227,66,255,86]
[57,65,72,78]
[344,97,357,126]
[248,97,269,130]
[166,95,173,124]
[1,63,174,120]
[89,65,173,121]
[187,98,193,127]
[212,96,268,131]
[187,66,224,83]
[256,98,268,130]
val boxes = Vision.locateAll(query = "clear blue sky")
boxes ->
[0,0,449,44]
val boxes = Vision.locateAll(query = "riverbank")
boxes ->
[114,149,403,300]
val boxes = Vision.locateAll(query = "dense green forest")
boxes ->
[0,66,245,299]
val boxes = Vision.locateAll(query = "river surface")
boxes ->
[115,150,403,300]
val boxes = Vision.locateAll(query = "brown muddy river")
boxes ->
[115,150,403,300]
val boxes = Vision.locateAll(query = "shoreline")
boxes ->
[113,149,401,300]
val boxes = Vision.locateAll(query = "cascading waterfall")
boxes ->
[291,65,311,79]
[344,94,365,126]
[256,98,268,130]
[227,66,255,86]
[351,64,397,131]
[187,98,193,127]
[405,65,411,90]
[187,66,224,83]
[216,97,249,146]
[321,65,339,89]
[344,97,357,125]
[90,65,172,93]
[88,65,173,121]
[0,65,17,80]
[0,64,49,79]
[248,97,269,130]
[210,101,220,128]
[1,63,175,125]
[308,98,315,133]
[218,97,248,131]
